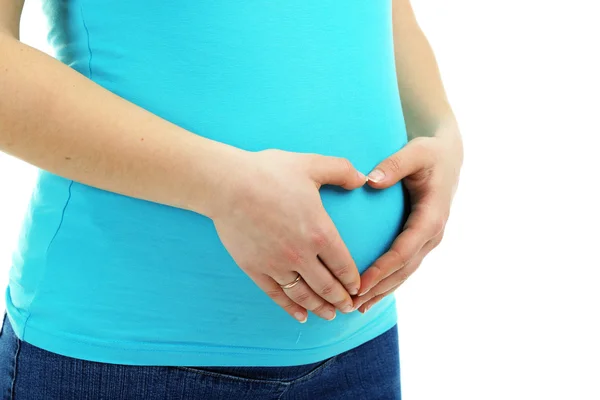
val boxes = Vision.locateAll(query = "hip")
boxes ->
[0,310,401,400]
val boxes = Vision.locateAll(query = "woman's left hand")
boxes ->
[353,131,463,313]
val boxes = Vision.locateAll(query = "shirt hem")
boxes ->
[7,299,398,367]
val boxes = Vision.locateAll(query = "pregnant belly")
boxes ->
[31,75,409,344]
[30,0,410,347]
[60,46,411,341]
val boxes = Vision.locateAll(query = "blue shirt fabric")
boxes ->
[5,0,409,366]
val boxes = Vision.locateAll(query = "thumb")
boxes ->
[367,140,432,189]
[309,155,367,190]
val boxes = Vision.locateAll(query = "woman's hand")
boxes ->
[353,132,463,313]
[209,148,367,323]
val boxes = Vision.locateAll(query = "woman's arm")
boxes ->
[353,0,464,310]
[0,0,364,322]
[391,0,462,151]
[0,0,237,217]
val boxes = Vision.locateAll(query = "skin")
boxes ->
[0,0,367,323]
[353,0,464,312]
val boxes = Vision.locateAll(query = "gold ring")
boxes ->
[280,273,302,289]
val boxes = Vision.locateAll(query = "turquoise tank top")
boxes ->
[5,0,409,366]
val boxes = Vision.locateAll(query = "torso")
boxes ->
[5,0,409,366]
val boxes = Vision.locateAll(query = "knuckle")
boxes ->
[265,288,284,300]
[339,157,354,176]
[387,247,406,267]
[310,225,339,251]
[319,282,336,297]
[292,290,311,304]
[369,260,384,276]
[309,228,330,250]
[281,245,305,266]
[333,263,353,279]
[311,302,329,314]
[330,157,353,187]
[387,155,402,173]
[430,215,446,235]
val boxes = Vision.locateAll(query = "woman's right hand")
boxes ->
[208,148,367,323]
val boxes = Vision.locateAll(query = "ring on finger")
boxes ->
[279,273,302,289]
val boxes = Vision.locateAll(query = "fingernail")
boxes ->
[357,170,367,182]
[295,312,307,323]
[364,305,371,313]
[367,169,385,182]
[324,309,337,320]
[342,304,354,313]
[357,288,370,297]
[349,287,359,296]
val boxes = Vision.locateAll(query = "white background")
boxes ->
[1,1,599,399]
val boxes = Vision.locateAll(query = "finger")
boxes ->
[311,217,361,300]
[358,290,393,314]
[271,271,338,321]
[308,155,367,190]
[253,274,309,323]
[355,268,410,311]
[354,255,422,310]
[301,255,355,313]
[356,235,440,311]
[366,138,436,189]
[357,202,440,296]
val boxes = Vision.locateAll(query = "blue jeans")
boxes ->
[0,312,401,399]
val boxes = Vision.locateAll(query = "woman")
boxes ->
[0,0,463,398]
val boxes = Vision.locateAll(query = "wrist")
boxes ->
[434,117,463,198]
[434,115,464,167]
[178,134,251,219]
